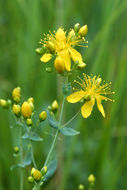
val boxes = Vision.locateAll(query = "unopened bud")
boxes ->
[77,62,86,70]
[88,174,95,184]
[46,42,56,53]
[28,176,34,183]
[13,146,19,153]
[7,99,12,106]
[45,67,52,73]
[78,184,85,190]
[35,47,44,55]
[51,100,59,113]
[27,97,34,104]
[39,111,47,121]
[13,104,21,116]
[54,57,65,73]
[78,25,88,36]
[33,169,42,181]
[26,118,33,126]
[21,101,32,118]
[0,99,8,108]
[41,166,48,175]
[12,87,21,103]
[74,23,80,32]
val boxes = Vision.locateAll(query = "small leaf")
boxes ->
[22,132,43,142]
[47,111,59,129]
[43,160,57,182]
[60,127,80,136]
[10,163,24,171]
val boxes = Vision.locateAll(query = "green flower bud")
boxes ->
[41,166,48,175]
[45,67,52,73]
[0,99,8,108]
[28,176,34,183]
[74,23,80,32]
[78,184,85,190]
[26,118,33,126]
[7,99,12,106]
[13,146,19,153]
[88,174,95,184]
[35,47,44,55]
[77,62,86,70]
[51,100,59,113]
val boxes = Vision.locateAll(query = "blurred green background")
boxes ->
[0,0,127,189]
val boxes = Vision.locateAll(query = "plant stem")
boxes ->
[19,125,23,190]
[31,143,37,168]
[63,109,80,127]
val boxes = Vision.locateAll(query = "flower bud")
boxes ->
[35,47,44,55]
[88,174,95,184]
[7,99,12,106]
[51,100,59,113]
[39,111,47,121]
[84,94,91,101]
[31,168,36,176]
[45,67,52,73]
[13,104,21,116]
[13,146,19,153]
[74,23,80,32]
[77,62,86,70]
[78,25,88,36]
[41,166,48,175]
[21,101,32,118]
[46,42,56,53]
[33,169,42,181]
[12,87,21,103]
[54,57,65,73]
[27,97,34,111]
[0,99,8,108]
[28,176,34,183]
[26,118,33,126]
[78,184,85,190]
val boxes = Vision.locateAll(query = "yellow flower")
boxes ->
[13,104,21,116]
[40,26,88,72]
[12,87,21,103]
[21,101,32,118]
[67,74,114,118]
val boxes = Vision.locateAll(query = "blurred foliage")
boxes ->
[0,0,127,189]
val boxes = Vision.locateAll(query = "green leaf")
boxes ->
[59,127,80,136]
[22,132,43,142]
[47,111,59,129]
[10,163,24,171]
[23,148,32,166]
[43,160,57,182]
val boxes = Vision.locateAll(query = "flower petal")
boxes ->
[58,49,71,71]
[56,28,66,42]
[67,90,86,103]
[40,53,52,63]
[96,96,105,117]
[81,98,95,118]
[69,47,83,63]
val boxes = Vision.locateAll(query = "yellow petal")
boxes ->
[56,28,66,42]
[58,49,71,71]
[69,47,83,63]
[40,53,52,62]
[81,98,95,118]
[67,90,86,103]
[96,96,105,117]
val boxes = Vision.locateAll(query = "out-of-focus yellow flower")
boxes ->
[32,168,42,181]
[40,26,88,72]
[13,104,21,116]
[39,111,47,121]
[67,74,114,118]
[12,87,21,103]
[51,100,59,113]
[0,99,7,107]
[13,146,19,153]
[78,184,85,190]
[21,101,32,118]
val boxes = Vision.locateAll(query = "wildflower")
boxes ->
[13,104,21,116]
[39,111,47,121]
[51,100,59,113]
[88,174,95,184]
[12,87,21,103]
[78,184,85,190]
[41,166,48,175]
[21,101,32,118]
[67,74,114,118]
[31,168,42,181]
[39,25,88,72]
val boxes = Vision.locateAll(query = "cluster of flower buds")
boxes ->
[28,166,48,183]
[48,100,59,115]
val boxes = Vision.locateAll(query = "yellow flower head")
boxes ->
[40,25,88,72]
[67,74,114,118]
[12,87,21,103]
[21,101,32,118]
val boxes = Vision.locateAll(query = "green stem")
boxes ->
[19,125,23,190]
[63,109,80,127]
[31,143,37,168]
